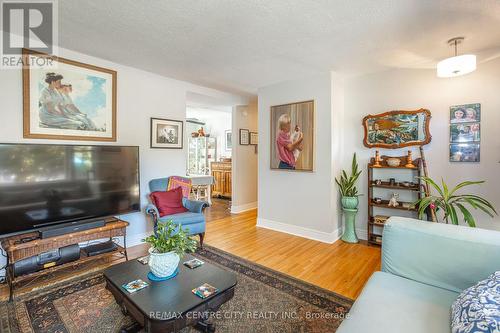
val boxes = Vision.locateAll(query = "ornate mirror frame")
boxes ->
[362,108,432,149]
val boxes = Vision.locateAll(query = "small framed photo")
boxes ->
[239,129,249,145]
[250,132,258,145]
[450,143,480,162]
[450,123,480,142]
[450,103,480,124]
[225,130,232,150]
[150,118,183,149]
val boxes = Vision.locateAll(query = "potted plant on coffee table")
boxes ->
[335,153,362,243]
[143,220,197,280]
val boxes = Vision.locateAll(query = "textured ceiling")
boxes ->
[59,0,500,95]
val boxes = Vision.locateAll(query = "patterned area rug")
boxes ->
[0,245,353,333]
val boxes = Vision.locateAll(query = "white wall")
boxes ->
[343,57,500,235]
[257,72,341,242]
[231,101,259,212]
[0,46,248,250]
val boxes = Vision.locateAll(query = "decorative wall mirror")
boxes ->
[362,108,431,148]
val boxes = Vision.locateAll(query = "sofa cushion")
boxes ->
[451,271,500,333]
[337,271,459,333]
[167,176,192,198]
[150,187,187,217]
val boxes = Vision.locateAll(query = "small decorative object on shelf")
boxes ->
[389,178,396,185]
[373,150,382,167]
[375,179,382,185]
[388,193,399,207]
[373,197,382,204]
[373,215,389,225]
[405,150,415,168]
[401,181,411,187]
[386,157,401,167]
[198,127,206,137]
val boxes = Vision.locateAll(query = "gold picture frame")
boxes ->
[22,49,117,141]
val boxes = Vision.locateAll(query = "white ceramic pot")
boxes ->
[386,158,401,167]
[148,247,180,278]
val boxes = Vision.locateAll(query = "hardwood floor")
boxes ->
[0,199,380,301]
[130,200,380,300]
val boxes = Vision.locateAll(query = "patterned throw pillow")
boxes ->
[167,176,192,198]
[451,271,500,333]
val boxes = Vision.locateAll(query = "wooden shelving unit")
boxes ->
[367,155,424,246]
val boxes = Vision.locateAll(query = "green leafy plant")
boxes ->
[414,177,497,227]
[335,153,362,197]
[143,220,197,256]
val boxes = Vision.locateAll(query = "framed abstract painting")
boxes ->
[22,49,117,141]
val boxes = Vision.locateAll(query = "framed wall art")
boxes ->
[362,109,431,148]
[270,100,314,171]
[449,103,481,162]
[250,132,258,145]
[150,118,184,149]
[22,49,117,141]
[225,130,232,150]
[239,129,249,145]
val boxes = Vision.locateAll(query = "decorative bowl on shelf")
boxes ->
[386,158,401,167]
[373,197,382,204]
[401,181,411,187]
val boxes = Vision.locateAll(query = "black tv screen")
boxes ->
[0,144,140,236]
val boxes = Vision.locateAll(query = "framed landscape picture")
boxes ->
[270,100,314,171]
[450,123,480,142]
[150,118,183,149]
[22,49,117,141]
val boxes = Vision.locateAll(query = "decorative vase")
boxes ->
[341,196,359,209]
[341,208,359,243]
[148,247,180,278]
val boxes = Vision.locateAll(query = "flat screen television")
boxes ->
[0,143,140,237]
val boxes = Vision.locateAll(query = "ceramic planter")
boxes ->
[148,247,180,278]
[341,196,359,209]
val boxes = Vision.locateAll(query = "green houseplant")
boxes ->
[335,153,362,243]
[143,220,197,278]
[335,153,362,209]
[414,177,497,227]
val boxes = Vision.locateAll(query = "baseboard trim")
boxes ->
[231,201,258,214]
[256,217,340,244]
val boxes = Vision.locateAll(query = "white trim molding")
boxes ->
[257,217,340,244]
[231,201,258,214]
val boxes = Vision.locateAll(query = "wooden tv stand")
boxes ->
[1,219,129,301]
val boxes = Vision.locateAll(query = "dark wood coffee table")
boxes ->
[103,254,237,333]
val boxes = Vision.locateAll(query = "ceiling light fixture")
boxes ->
[437,37,476,78]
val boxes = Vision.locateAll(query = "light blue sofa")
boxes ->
[337,217,500,333]
[145,177,208,246]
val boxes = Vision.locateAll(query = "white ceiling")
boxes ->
[59,0,500,95]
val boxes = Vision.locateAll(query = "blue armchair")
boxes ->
[145,177,208,247]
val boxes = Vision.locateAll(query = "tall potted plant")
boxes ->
[414,177,497,227]
[143,220,197,279]
[335,153,362,209]
[335,153,362,243]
